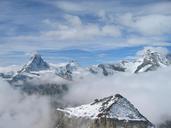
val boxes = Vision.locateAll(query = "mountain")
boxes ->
[56,94,154,128]
[89,63,125,76]
[19,53,50,73]
[55,60,81,80]
[1,48,170,82]
[7,54,70,95]
[134,49,169,73]
[89,48,170,75]
[9,53,51,83]
[0,48,170,95]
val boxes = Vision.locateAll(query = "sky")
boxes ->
[0,0,171,66]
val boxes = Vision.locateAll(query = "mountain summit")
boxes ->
[134,48,169,73]
[19,53,49,73]
[58,94,148,121]
[57,94,154,128]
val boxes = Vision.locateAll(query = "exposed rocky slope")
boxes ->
[19,53,50,73]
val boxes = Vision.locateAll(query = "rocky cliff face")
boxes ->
[19,53,50,73]
[56,94,154,128]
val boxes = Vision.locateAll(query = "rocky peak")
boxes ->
[140,49,168,65]
[134,48,169,73]
[19,53,49,73]
[57,94,150,122]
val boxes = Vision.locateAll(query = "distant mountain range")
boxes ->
[0,49,165,127]
[0,48,170,95]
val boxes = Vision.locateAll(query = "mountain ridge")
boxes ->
[0,48,170,83]
[56,94,154,128]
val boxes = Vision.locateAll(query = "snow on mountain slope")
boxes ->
[19,53,50,73]
[1,47,171,82]
[55,60,80,80]
[121,48,170,73]
[89,48,171,75]
[89,63,126,76]
[0,65,20,79]
[57,94,149,122]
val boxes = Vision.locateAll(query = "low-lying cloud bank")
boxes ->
[64,66,171,124]
[0,65,171,127]
[0,79,55,128]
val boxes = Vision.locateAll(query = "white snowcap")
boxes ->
[57,94,152,123]
[19,53,49,72]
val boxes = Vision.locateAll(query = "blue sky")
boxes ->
[0,0,171,66]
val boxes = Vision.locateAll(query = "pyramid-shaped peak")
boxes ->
[19,53,49,73]
[57,94,150,123]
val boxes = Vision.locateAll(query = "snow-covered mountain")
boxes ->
[0,48,170,95]
[89,48,171,75]
[128,48,169,73]
[0,48,170,82]
[57,94,154,128]
[58,94,147,120]
[55,60,81,80]
[19,53,50,73]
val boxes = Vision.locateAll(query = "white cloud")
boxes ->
[0,79,55,128]
[135,15,171,35]
[119,13,171,36]
[0,0,171,57]
[54,1,84,12]
[64,14,82,26]
[63,66,171,124]
[42,15,122,40]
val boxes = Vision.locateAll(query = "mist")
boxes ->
[1,66,171,127]
[0,79,56,128]
[63,66,171,124]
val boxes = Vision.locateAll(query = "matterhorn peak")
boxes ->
[19,53,49,73]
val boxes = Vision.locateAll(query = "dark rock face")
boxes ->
[19,53,49,73]
[134,49,169,73]
[56,94,154,128]
[56,111,153,128]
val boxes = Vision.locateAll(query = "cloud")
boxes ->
[54,1,85,12]
[0,79,56,128]
[0,0,171,66]
[118,13,171,36]
[42,15,121,40]
[134,15,171,35]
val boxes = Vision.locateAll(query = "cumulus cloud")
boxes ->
[0,0,171,65]
[135,15,171,35]
[42,15,121,40]
[63,67,171,124]
[0,79,56,128]
[119,13,171,36]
